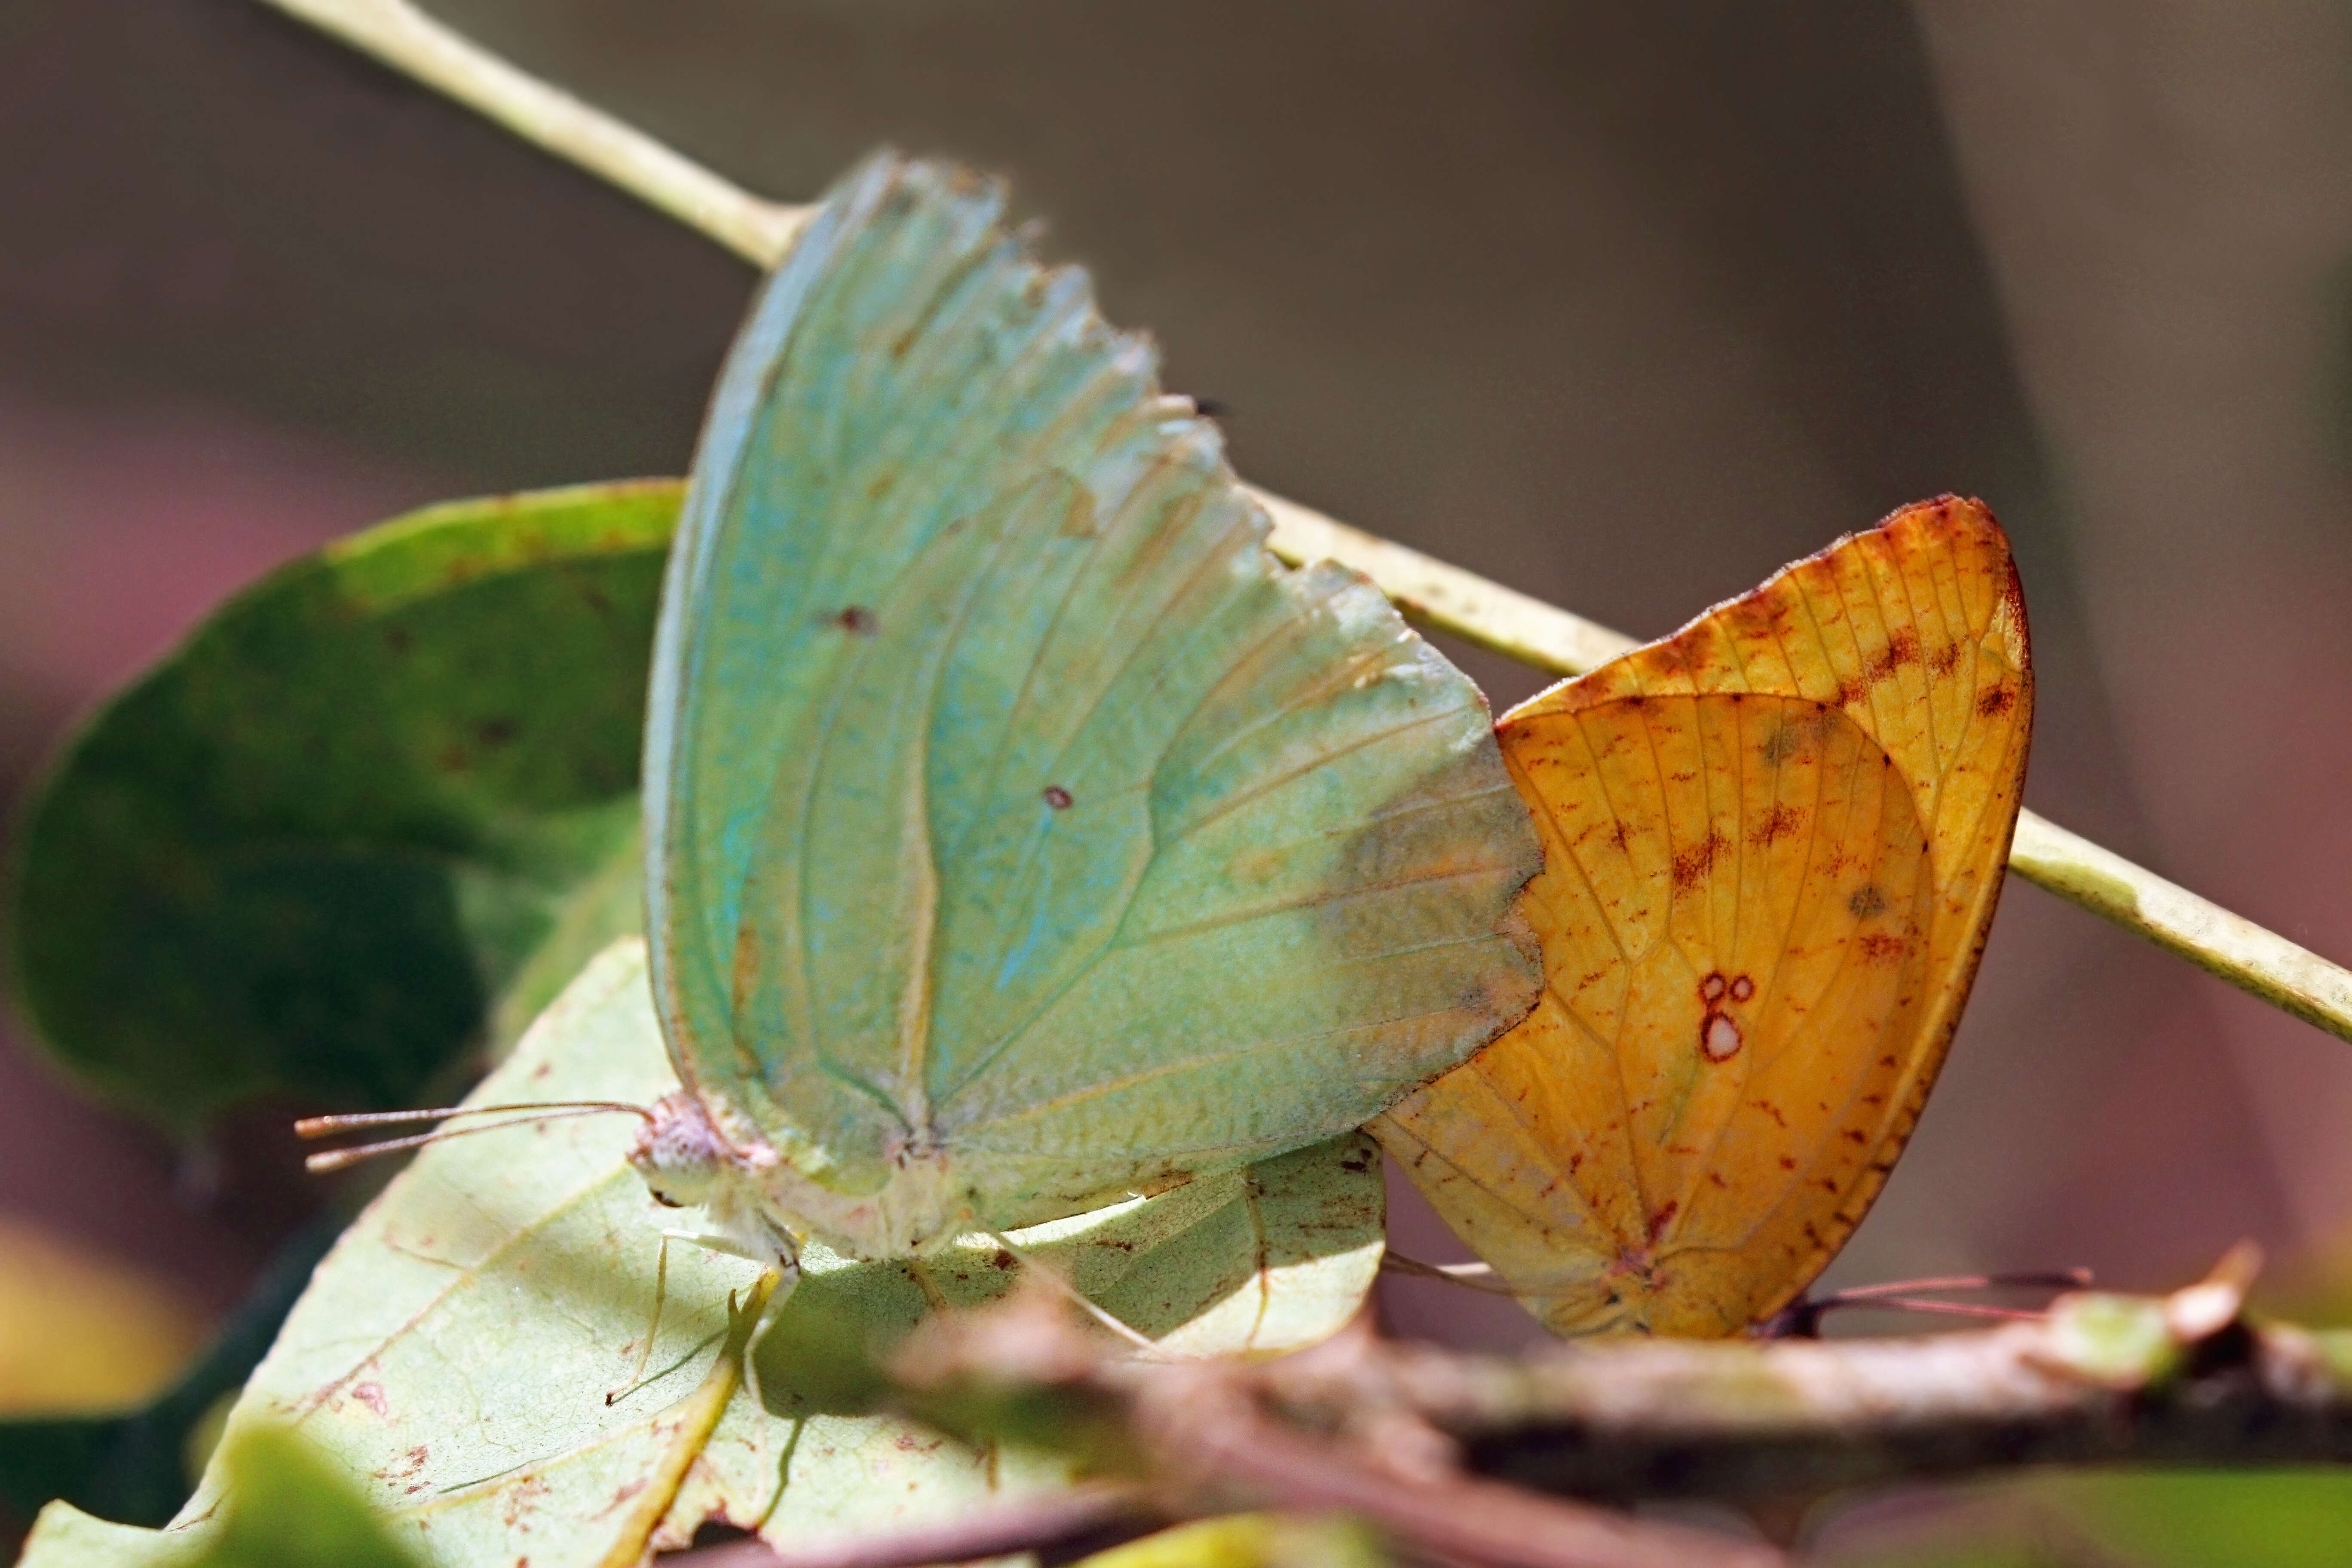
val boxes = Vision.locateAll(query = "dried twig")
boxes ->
[885,1292,1785,1568]
[894,1250,2351,1509]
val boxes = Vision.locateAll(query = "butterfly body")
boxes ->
[639,156,1543,1270]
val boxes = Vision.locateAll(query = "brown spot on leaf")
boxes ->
[1857,931,1909,963]
[1977,684,2017,718]
[1749,803,1802,847]
[350,1382,388,1418]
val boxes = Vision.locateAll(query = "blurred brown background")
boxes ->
[2,0,2349,1405]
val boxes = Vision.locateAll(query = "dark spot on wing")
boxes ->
[1749,803,1802,847]
[1867,630,1920,683]
[834,605,879,634]
[1977,684,2018,718]
[1671,832,1729,892]
[1848,884,1888,919]
[1043,785,1074,810]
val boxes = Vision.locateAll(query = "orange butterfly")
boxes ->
[1373,497,2031,1335]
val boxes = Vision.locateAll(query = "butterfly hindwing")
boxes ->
[1375,500,2030,1334]
[1375,693,1934,1334]
[646,157,1543,1238]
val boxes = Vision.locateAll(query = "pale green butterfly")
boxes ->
[321,154,1545,1312]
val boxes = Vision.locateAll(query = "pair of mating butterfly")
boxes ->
[307,156,2031,1340]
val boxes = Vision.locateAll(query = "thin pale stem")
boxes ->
[251,0,2352,1047]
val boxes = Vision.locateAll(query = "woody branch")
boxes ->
[818,1250,2339,1550]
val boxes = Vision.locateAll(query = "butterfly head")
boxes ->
[627,1090,741,1210]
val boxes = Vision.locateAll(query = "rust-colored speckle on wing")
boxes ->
[1374,497,2030,1339]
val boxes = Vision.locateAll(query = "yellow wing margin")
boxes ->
[1374,497,2033,1335]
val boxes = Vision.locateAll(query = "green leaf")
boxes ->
[7,481,680,1128]
[81,941,1377,1567]
[20,1424,426,1568]
[1074,1513,1392,1568]
[197,1425,425,1568]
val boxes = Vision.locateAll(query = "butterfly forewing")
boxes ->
[646,156,1542,1241]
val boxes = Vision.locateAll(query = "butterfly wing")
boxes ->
[646,156,1542,1242]
[1551,496,2032,1060]
[1374,499,2031,1332]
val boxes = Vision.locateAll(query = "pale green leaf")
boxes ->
[59,941,1377,1567]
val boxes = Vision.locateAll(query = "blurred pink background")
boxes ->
[2,0,2349,1365]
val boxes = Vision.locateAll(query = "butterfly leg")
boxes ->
[606,1228,680,1406]
[740,1242,803,1416]
[607,1225,798,1406]
[985,1229,1158,1356]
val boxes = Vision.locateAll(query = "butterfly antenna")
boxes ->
[1761,1267,2093,1338]
[986,1231,1165,1359]
[298,1102,652,1173]
[1380,1252,1528,1296]
[1822,1268,2092,1302]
